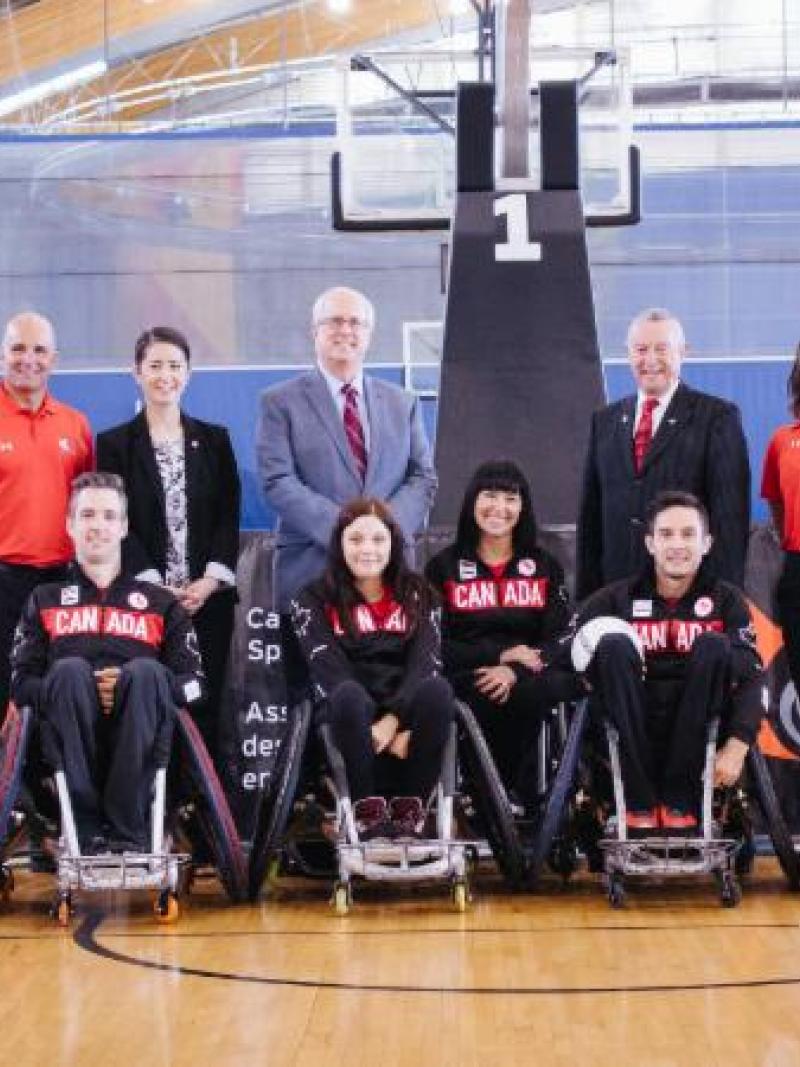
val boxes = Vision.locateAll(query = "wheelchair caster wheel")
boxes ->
[719,873,742,908]
[52,893,73,927]
[155,890,180,923]
[451,879,469,913]
[0,867,14,905]
[332,882,351,915]
[607,875,625,909]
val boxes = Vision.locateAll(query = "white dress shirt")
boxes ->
[633,380,679,439]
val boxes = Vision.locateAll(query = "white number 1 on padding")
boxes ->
[494,193,542,262]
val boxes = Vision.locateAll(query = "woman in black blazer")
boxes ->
[96,326,241,758]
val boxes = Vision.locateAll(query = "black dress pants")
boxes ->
[39,656,177,849]
[777,551,800,704]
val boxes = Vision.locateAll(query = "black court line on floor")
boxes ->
[73,913,800,996]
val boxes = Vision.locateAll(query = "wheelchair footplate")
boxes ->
[599,829,742,908]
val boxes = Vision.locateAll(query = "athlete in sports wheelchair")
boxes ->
[1,472,246,922]
[249,498,475,912]
[426,461,587,887]
[566,490,773,907]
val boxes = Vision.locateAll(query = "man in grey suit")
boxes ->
[257,285,437,627]
[577,307,751,600]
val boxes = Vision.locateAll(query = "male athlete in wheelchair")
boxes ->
[566,490,766,904]
[3,472,246,920]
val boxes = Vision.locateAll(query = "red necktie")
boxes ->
[633,397,658,473]
[342,383,367,482]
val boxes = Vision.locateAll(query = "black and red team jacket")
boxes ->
[290,582,441,728]
[424,545,571,678]
[556,565,764,742]
[10,566,205,710]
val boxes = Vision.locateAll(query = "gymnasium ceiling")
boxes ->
[0,0,799,128]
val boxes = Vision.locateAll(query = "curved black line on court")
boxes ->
[74,913,800,996]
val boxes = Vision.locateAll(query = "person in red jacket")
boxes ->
[11,472,204,853]
[290,498,453,839]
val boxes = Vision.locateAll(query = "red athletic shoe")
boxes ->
[625,808,660,833]
[659,806,699,832]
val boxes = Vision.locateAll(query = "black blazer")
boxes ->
[576,383,751,600]
[96,411,241,596]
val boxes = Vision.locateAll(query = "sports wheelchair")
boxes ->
[0,703,248,923]
[249,699,473,913]
[596,713,800,907]
[248,691,592,905]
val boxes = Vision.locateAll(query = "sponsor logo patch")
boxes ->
[632,599,652,618]
[128,591,148,610]
[61,585,80,606]
[517,558,537,576]
[458,560,477,580]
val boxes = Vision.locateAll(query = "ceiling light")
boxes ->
[327,0,352,12]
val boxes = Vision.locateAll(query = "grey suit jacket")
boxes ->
[256,368,437,611]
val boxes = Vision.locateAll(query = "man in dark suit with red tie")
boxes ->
[577,307,751,601]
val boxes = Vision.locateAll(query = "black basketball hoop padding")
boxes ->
[174,708,248,902]
[248,699,313,901]
[0,704,32,847]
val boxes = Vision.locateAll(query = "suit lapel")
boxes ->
[615,395,637,478]
[303,371,362,485]
[130,411,169,551]
[642,383,690,471]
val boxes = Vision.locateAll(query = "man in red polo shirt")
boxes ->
[0,311,93,715]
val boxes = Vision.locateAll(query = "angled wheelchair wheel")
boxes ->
[527,698,589,887]
[0,704,33,851]
[174,709,248,903]
[456,700,526,889]
[746,746,800,889]
[248,699,313,901]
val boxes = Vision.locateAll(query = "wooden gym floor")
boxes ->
[3,860,800,1067]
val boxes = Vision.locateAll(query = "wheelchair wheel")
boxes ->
[527,698,589,887]
[746,746,800,889]
[174,709,248,903]
[0,704,33,851]
[456,700,526,889]
[248,699,313,901]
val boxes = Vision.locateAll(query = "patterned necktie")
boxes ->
[633,397,659,473]
[341,382,367,482]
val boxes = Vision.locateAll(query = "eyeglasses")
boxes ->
[317,315,370,332]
